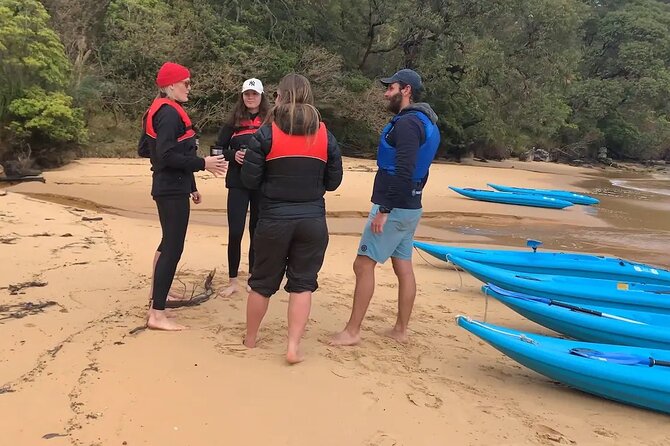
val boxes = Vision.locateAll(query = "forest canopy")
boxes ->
[1,0,670,165]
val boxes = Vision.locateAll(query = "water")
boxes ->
[611,173,670,197]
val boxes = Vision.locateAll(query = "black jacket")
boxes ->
[140,105,205,197]
[215,112,259,189]
[240,123,343,219]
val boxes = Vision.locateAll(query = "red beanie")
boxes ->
[156,62,190,88]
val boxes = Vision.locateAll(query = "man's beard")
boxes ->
[386,92,403,114]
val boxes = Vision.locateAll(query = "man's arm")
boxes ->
[385,116,423,207]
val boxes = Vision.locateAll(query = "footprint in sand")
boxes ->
[593,426,618,438]
[406,391,443,409]
[405,381,443,409]
[534,424,576,445]
[366,431,400,446]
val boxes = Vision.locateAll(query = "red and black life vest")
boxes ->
[267,122,328,162]
[144,98,196,142]
[232,115,263,138]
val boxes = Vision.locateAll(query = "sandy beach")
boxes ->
[2,157,670,445]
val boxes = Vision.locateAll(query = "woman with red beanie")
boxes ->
[139,62,228,331]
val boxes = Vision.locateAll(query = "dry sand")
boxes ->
[1,157,669,445]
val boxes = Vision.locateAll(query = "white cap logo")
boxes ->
[242,78,264,94]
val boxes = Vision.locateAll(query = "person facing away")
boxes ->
[331,68,440,346]
[214,78,270,297]
[138,62,228,331]
[240,73,343,364]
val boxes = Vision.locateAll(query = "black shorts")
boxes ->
[249,217,329,297]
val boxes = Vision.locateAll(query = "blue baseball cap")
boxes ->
[380,69,423,92]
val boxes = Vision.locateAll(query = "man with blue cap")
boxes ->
[332,68,441,346]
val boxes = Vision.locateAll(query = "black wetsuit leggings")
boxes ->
[227,188,260,278]
[152,195,190,310]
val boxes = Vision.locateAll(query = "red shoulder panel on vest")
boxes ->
[267,123,328,162]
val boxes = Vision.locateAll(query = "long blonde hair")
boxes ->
[267,73,321,135]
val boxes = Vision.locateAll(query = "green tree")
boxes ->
[568,0,670,159]
[0,0,70,118]
[0,0,87,163]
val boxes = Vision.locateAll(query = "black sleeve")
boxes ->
[216,124,237,161]
[154,107,205,172]
[191,173,197,192]
[240,126,271,190]
[324,130,343,191]
[386,116,423,207]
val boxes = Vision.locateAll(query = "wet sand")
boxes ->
[2,157,670,445]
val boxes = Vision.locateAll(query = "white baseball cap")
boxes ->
[242,78,263,94]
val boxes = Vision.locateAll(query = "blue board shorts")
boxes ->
[357,205,423,264]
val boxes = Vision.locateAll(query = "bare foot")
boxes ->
[329,329,361,346]
[383,328,408,344]
[147,310,187,331]
[220,280,240,298]
[166,290,189,302]
[243,337,257,348]
[149,290,188,305]
[286,346,304,365]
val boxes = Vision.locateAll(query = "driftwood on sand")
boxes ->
[165,269,217,308]
[129,269,218,334]
[0,175,45,183]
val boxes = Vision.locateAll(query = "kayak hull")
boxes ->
[457,316,670,414]
[449,186,574,209]
[412,241,670,286]
[448,255,670,314]
[487,183,599,205]
[483,284,670,350]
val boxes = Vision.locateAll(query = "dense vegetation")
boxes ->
[1,0,670,166]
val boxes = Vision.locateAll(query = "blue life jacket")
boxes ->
[377,111,440,185]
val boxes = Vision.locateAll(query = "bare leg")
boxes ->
[147,308,187,331]
[330,255,377,346]
[220,277,241,298]
[244,290,270,348]
[384,257,416,343]
[286,291,311,364]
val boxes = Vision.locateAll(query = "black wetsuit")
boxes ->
[215,113,261,279]
[140,102,205,310]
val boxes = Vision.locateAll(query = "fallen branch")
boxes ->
[165,269,217,308]
[129,269,219,335]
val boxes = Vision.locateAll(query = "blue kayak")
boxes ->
[487,183,600,205]
[448,186,574,209]
[448,255,670,314]
[412,240,670,285]
[483,284,670,349]
[457,316,670,414]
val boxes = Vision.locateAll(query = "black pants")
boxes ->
[227,187,260,278]
[249,217,329,298]
[153,196,190,310]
